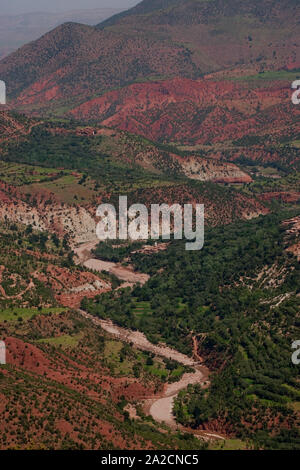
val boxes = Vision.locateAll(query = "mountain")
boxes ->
[0,1,300,451]
[68,76,300,149]
[98,0,182,27]
[0,0,299,113]
[99,0,299,28]
[0,8,124,60]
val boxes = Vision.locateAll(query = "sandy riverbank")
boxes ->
[74,241,149,286]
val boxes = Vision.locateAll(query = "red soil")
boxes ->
[35,264,111,308]
[258,192,300,203]
[69,77,300,146]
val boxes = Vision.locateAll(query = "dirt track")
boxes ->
[83,258,150,285]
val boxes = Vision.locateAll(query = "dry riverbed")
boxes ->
[74,240,149,286]
[76,241,224,441]
[78,310,224,441]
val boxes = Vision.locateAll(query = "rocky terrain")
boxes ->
[0,177,269,245]
[284,215,300,260]
[68,77,300,147]
[0,0,299,451]
[0,181,97,244]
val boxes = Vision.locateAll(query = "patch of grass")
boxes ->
[283,384,300,399]
[0,307,66,322]
[0,161,70,186]
[142,361,168,380]
[211,439,248,450]
[133,301,152,319]
[36,333,81,348]
[104,340,133,375]
[289,140,300,148]
[289,402,300,412]
[22,174,97,205]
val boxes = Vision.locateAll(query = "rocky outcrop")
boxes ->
[0,182,97,244]
[283,216,300,261]
[176,155,252,183]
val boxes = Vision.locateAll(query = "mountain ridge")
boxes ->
[1,0,299,110]
[98,0,300,28]
[0,8,124,60]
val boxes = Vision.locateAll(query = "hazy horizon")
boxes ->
[1,0,138,15]
[0,0,139,60]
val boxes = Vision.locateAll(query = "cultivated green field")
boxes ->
[0,307,66,322]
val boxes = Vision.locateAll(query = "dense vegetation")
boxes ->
[1,128,163,191]
[83,211,300,449]
[92,240,149,264]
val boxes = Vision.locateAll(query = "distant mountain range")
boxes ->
[0,8,124,60]
[0,0,299,114]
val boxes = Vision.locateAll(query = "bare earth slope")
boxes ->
[0,0,299,112]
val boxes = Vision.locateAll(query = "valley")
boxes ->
[77,309,222,440]
[0,0,299,452]
[75,239,150,287]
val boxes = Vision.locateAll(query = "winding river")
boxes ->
[78,309,224,441]
[74,240,149,286]
[76,241,224,441]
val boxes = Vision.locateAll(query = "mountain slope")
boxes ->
[0,0,299,112]
[0,21,197,106]
[68,76,300,149]
[0,110,38,143]
[0,8,124,60]
[99,0,299,28]
[98,0,181,27]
